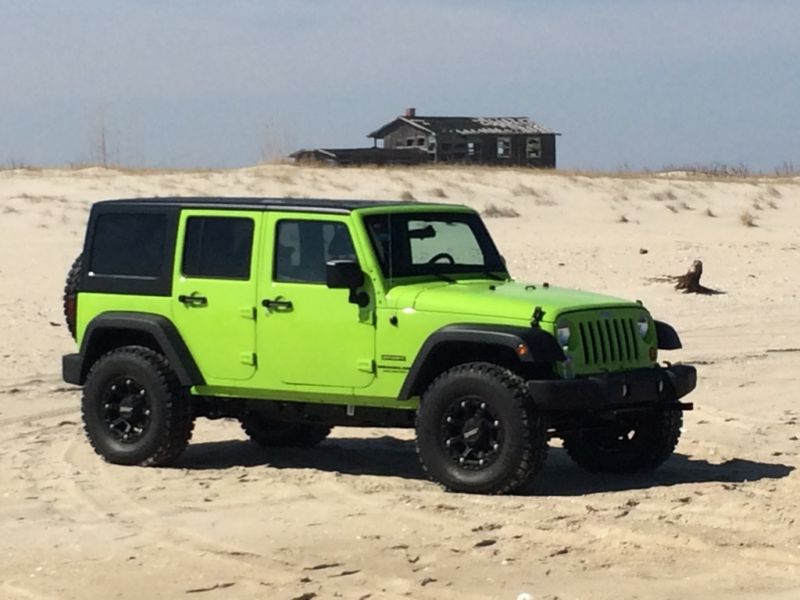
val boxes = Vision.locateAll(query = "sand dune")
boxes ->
[1,165,799,599]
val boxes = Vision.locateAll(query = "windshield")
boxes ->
[363,211,507,280]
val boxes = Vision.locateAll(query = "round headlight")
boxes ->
[636,314,650,338]
[556,319,571,347]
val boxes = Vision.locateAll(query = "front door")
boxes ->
[256,213,375,388]
[172,210,260,382]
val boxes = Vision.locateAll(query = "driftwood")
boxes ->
[647,259,724,295]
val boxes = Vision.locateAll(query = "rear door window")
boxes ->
[182,216,255,279]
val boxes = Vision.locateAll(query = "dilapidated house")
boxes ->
[291,108,558,167]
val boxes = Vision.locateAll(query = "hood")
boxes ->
[387,279,640,323]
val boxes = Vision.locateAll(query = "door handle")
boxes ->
[178,293,208,307]
[262,297,293,311]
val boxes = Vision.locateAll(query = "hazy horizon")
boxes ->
[2,1,798,172]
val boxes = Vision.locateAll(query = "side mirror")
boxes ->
[326,260,364,290]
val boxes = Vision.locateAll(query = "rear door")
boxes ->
[255,212,375,388]
[171,210,260,382]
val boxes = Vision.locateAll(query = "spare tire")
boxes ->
[64,254,82,340]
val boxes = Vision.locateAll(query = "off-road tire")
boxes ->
[563,409,682,473]
[82,346,195,466]
[63,253,82,340]
[415,362,548,494]
[240,412,332,448]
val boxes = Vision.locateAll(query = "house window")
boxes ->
[526,137,542,159]
[497,137,511,159]
[467,142,482,157]
[406,138,415,147]
[417,137,425,146]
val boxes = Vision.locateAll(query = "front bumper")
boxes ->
[527,364,696,412]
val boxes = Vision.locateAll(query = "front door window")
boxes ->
[274,220,356,283]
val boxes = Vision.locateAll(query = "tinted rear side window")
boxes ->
[182,216,254,279]
[90,213,167,277]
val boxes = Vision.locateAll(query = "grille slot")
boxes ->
[575,316,639,366]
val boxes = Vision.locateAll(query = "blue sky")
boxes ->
[1,0,798,170]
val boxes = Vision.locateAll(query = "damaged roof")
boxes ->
[368,116,556,139]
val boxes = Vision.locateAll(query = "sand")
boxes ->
[1,164,799,599]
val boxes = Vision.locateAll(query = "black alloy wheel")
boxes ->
[440,396,504,471]
[101,375,152,444]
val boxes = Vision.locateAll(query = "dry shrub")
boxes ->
[774,161,798,176]
[2,205,20,214]
[534,197,557,206]
[767,199,779,209]
[328,180,352,191]
[666,204,679,213]
[679,201,694,211]
[664,163,751,178]
[482,203,520,218]
[273,173,294,185]
[739,211,757,227]
[13,193,66,204]
[429,187,447,198]
[704,208,716,217]
[399,190,416,201]
[618,215,630,223]
[752,199,763,211]
[767,186,782,198]
[652,190,678,202]
[511,184,540,197]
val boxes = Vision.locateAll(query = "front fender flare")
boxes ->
[655,320,683,350]
[398,324,564,401]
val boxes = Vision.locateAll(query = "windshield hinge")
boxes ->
[531,306,545,328]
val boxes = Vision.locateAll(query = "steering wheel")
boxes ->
[427,252,456,265]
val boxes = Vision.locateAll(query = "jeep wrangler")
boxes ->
[62,197,696,494]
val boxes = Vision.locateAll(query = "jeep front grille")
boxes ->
[576,317,640,366]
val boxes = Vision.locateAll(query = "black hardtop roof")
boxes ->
[94,196,459,214]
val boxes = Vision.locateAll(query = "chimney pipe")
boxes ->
[404,107,416,118]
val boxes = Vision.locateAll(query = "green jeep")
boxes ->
[62,197,696,494]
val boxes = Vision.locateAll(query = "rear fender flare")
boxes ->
[77,312,204,386]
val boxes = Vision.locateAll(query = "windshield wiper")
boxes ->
[432,272,456,283]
